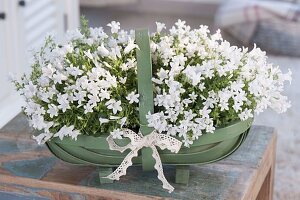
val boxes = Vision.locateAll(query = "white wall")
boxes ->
[0,0,79,128]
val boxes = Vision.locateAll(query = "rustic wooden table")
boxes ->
[0,114,277,200]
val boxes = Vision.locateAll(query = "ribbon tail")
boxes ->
[103,148,139,180]
[151,146,174,193]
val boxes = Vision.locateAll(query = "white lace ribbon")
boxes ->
[104,129,182,193]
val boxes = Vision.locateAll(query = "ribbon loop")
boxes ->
[104,128,182,193]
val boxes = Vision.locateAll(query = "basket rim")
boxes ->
[48,118,253,149]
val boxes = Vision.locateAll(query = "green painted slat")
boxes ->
[135,28,156,171]
[175,165,190,185]
[50,135,131,149]
[50,118,252,151]
[180,118,253,146]
[59,144,127,165]
[46,130,248,166]
[46,142,90,165]
[159,134,244,164]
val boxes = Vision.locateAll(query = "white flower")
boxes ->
[90,27,107,40]
[233,102,243,112]
[30,114,46,130]
[97,43,110,57]
[146,112,168,133]
[111,128,123,139]
[42,64,56,78]
[124,38,139,54]
[166,109,179,122]
[152,78,163,85]
[99,89,110,101]
[199,107,211,119]
[126,58,136,69]
[38,77,50,87]
[183,98,192,106]
[84,104,94,114]
[23,81,37,98]
[47,104,59,118]
[54,125,76,140]
[238,109,253,121]
[51,124,80,140]
[66,66,83,77]
[218,89,231,111]
[157,68,169,80]
[183,65,203,86]
[66,29,84,41]
[192,130,202,140]
[99,117,109,125]
[119,77,127,84]
[183,138,193,147]
[105,99,122,114]
[107,21,120,33]
[120,117,127,127]
[53,72,67,84]
[84,50,94,60]
[126,92,139,104]
[219,101,229,111]
[57,94,70,112]
[53,126,67,140]
[24,101,38,115]
[88,93,100,105]
[205,123,215,133]
[198,82,205,91]
[34,105,45,116]
[175,19,186,29]
[110,116,120,120]
[69,129,81,140]
[121,62,130,71]
[74,90,86,105]
[156,22,166,33]
[106,74,118,88]
[184,110,196,121]
[189,92,198,101]
[44,121,54,133]
[33,132,53,145]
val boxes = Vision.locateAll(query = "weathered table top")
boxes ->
[0,114,277,200]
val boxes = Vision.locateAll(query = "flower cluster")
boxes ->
[12,19,291,147]
[13,19,140,144]
[147,20,291,146]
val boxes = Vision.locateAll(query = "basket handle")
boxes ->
[135,29,156,171]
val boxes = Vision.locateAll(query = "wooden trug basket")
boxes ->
[46,29,252,185]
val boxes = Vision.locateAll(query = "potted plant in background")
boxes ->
[12,18,291,193]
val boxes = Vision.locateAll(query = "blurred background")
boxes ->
[0,0,299,199]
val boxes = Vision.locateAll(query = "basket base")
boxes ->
[175,165,190,185]
[98,167,114,184]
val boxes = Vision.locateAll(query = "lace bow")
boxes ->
[104,129,182,193]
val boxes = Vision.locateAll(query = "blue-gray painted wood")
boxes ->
[2,157,57,179]
[0,192,48,200]
[0,140,20,154]
[0,114,276,200]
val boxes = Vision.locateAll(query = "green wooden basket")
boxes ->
[46,29,253,185]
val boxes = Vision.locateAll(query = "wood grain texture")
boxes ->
[175,165,190,185]
[0,114,276,200]
[136,29,156,172]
